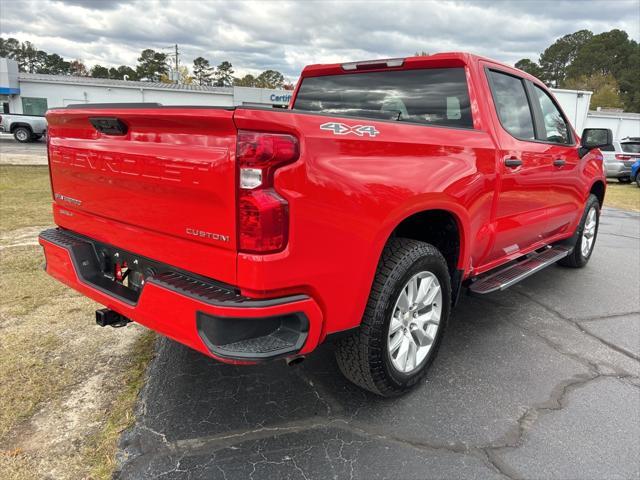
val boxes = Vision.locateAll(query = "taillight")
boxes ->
[237,130,299,253]
[615,154,632,160]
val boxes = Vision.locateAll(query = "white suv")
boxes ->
[601,138,640,183]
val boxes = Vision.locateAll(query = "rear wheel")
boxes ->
[618,177,631,183]
[13,127,32,143]
[335,238,450,396]
[558,194,600,268]
[636,175,640,188]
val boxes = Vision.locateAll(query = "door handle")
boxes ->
[553,159,566,167]
[504,157,523,168]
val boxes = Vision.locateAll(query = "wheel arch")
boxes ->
[374,201,470,305]
[10,122,33,133]
[589,180,605,207]
[389,208,465,275]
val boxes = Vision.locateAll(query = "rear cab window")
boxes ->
[293,68,474,129]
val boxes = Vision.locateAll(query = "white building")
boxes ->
[583,109,640,140]
[0,58,292,115]
[1,57,638,140]
[549,88,592,133]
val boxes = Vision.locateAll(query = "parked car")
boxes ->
[631,159,640,187]
[0,113,47,143]
[39,53,608,397]
[602,138,640,182]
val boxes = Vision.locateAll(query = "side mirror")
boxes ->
[579,128,613,157]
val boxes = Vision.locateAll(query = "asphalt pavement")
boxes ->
[116,207,640,480]
[0,134,47,165]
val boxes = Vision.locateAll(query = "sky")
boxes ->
[1,0,638,80]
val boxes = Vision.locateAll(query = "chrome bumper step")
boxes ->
[469,246,571,295]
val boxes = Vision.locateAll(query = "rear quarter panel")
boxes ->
[234,107,498,336]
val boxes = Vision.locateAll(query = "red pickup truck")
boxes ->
[40,53,610,396]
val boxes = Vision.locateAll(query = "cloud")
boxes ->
[1,0,637,80]
[58,0,127,10]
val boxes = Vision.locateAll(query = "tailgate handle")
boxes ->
[89,117,128,136]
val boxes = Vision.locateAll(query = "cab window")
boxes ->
[533,85,572,144]
[487,70,535,140]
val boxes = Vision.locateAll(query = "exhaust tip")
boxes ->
[286,355,305,366]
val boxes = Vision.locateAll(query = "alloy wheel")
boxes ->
[387,271,442,374]
[581,206,597,257]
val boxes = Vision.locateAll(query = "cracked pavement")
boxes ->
[116,207,640,479]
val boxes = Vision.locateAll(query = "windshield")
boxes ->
[293,68,473,129]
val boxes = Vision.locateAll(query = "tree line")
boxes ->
[515,29,639,112]
[0,38,294,90]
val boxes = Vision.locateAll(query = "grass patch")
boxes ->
[0,246,69,317]
[0,165,52,231]
[0,323,69,439]
[604,181,640,212]
[0,243,79,438]
[84,332,156,480]
[0,165,155,479]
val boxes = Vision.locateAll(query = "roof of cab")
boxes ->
[299,52,531,81]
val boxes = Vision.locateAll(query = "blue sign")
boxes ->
[270,93,292,103]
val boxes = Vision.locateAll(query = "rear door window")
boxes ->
[293,68,473,129]
[486,70,535,140]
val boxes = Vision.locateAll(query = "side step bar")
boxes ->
[469,246,571,295]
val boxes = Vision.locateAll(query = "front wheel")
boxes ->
[618,177,631,184]
[558,194,600,268]
[335,238,450,397]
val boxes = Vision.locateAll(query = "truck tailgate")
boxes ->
[46,107,238,282]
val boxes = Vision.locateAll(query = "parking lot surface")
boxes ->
[115,207,639,480]
[0,135,47,165]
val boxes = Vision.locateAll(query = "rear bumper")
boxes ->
[605,162,632,177]
[39,228,323,363]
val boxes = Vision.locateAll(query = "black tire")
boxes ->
[13,126,33,143]
[558,194,600,268]
[335,238,450,397]
[636,175,640,188]
[618,177,631,183]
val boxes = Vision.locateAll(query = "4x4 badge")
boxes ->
[320,122,380,137]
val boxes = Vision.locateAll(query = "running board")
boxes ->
[469,246,571,294]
